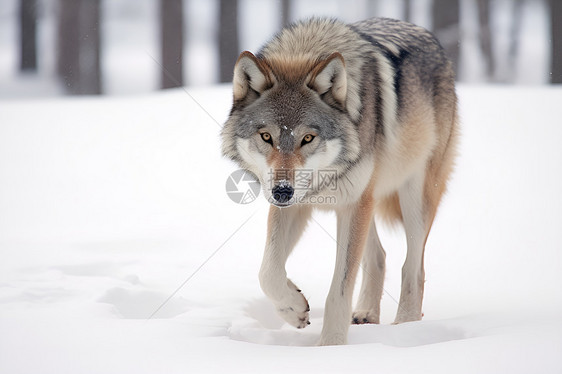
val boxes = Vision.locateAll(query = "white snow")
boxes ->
[1,85,562,373]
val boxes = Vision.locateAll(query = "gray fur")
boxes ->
[222,17,454,184]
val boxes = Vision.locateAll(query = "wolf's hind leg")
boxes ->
[259,205,312,329]
[352,220,386,324]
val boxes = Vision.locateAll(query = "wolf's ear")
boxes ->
[308,52,347,109]
[232,51,274,105]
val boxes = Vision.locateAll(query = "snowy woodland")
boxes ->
[1,0,561,95]
[1,1,562,373]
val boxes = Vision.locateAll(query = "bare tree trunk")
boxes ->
[509,0,523,62]
[20,0,37,71]
[477,0,494,79]
[160,0,184,89]
[57,0,80,91]
[57,0,101,94]
[78,0,101,94]
[219,0,239,83]
[507,0,523,82]
[550,0,562,83]
[432,0,460,77]
[281,0,291,27]
[403,0,412,22]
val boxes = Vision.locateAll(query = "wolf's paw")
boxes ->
[317,332,347,346]
[351,310,380,325]
[274,282,310,329]
[393,311,423,325]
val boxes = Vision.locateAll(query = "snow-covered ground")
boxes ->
[1,85,562,373]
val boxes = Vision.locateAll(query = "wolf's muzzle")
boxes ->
[272,184,294,205]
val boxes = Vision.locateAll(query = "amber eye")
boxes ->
[260,132,273,145]
[301,134,315,146]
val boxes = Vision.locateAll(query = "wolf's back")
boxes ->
[258,17,454,125]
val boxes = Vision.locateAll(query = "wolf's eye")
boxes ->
[301,134,315,146]
[260,132,273,145]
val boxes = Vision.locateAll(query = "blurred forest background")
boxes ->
[1,0,560,98]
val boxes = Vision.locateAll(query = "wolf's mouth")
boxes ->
[270,200,293,208]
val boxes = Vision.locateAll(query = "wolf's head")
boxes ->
[221,51,360,207]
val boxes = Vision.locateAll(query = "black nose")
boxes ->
[272,184,294,204]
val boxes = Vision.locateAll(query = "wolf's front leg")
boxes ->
[319,191,375,346]
[259,204,312,328]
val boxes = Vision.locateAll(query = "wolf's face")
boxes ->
[222,52,360,207]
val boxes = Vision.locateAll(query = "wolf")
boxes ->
[221,17,458,345]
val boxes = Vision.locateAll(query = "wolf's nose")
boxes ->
[272,184,294,204]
